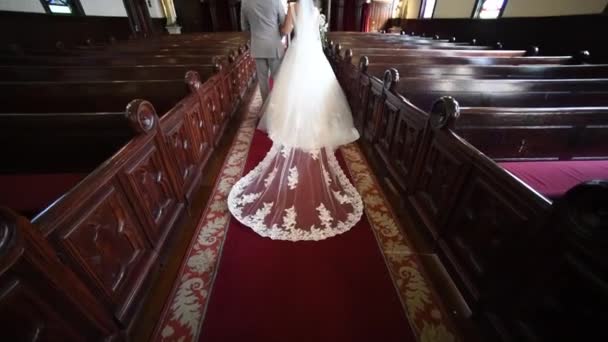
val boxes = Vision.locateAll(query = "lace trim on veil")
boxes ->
[227,144,363,241]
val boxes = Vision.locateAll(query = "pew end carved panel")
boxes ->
[48,178,157,325]
[478,181,608,341]
[0,208,120,340]
[363,79,386,142]
[408,98,470,240]
[120,100,185,252]
[353,56,371,132]
[388,102,428,197]
[372,68,428,199]
[183,95,214,174]
[160,98,204,204]
[440,169,550,308]
[412,97,553,310]
[186,70,225,146]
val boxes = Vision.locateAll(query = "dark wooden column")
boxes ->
[336,0,344,31]
[355,0,365,31]
[228,0,240,31]
[203,0,219,32]
[123,0,155,37]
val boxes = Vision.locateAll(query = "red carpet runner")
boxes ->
[153,92,457,342]
[199,130,414,341]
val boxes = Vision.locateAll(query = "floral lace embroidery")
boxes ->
[264,167,278,188]
[227,144,364,241]
[288,166,299,190]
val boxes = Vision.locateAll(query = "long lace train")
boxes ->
[228,143,363,241]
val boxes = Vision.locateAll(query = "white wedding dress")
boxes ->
[227,0,362,241]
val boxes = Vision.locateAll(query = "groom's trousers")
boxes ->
[255,58,281,102]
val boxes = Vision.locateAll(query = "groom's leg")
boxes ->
[268,58,281,78]
[255,58,270,101]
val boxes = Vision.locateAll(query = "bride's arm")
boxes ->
[280,1,296,35]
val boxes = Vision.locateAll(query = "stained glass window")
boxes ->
[40,0,82,15]
[474,0,506,19]
[420,0,437,19]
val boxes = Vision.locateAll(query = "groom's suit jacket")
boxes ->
[240,0,286,59]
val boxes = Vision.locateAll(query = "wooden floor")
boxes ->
[130,84,480,341]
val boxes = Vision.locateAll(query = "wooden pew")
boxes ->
[391,77,608,108]
[328,29,608,342]
[0,55,226,66]
[455,107,608,162]
[361,63,608,79]
[408,99,608,341]
[0,32,257,340]
[1,80,190,114]
[0,100,204,338]
[333,50,582,89]
[0,71,245,147]
[342,48,526,57]
[0,64,221,82]
[354,69,608,141]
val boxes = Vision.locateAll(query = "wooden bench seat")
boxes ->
[0,80,190,114]
[0,64,221,82]
[0,54,225,66]
[455,107,608,161]
[0,112,132,172]
[390,77,608,108]
[348,54,575,65]
[344,48,525,57]
[0,173,87,218]
[500,160,608,199]
[361,63,608,79]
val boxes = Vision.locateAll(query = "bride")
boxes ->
[227,0,362,241]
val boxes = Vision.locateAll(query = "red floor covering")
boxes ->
[199,131,416,342]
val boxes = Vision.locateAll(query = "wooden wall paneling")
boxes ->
[369,0,393,32]
[123,0,155,38]
[173,0,205,32]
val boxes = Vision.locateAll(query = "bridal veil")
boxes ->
[228,0,362,241]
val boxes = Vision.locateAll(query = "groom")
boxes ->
[240,0,292,102]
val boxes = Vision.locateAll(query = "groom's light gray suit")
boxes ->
[240,0,286,101]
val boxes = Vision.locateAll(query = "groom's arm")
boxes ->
[279,1,294,35]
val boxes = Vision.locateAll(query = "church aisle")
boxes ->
[199,130,414,342]
[153,90,457,342]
